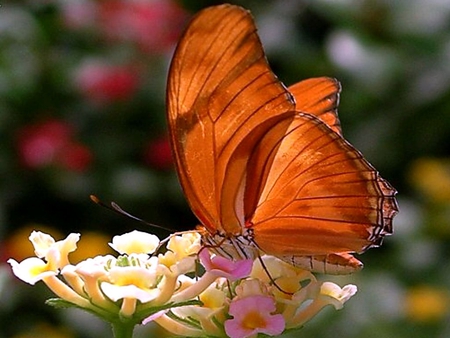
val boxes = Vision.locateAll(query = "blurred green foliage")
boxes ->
[1,0,450,337]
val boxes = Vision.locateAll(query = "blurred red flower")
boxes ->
[56,142,93,172]
[99,0,188,53]
[74,60,140,103]
[143,136,173,170]
[16,119,93,172]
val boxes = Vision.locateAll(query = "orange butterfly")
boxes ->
[166,4,398,274]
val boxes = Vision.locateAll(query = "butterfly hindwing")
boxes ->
[288,77,342,135]
[248,113,397,257]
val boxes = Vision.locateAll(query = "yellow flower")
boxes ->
[70,231,113,263]
[409,157,450,202]
[404,285,450,323]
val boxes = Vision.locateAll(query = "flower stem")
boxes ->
[111,322,135,338]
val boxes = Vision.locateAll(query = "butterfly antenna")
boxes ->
[90,195,178,233]
[257,254,293,295]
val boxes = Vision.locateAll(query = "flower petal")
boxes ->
[110,230,160,255]
[200,250,252,281]
[8,257,56,285]
[319,282,358,310]
[101,282,161,303]
[29,231,55,258]
[165,232,201,261]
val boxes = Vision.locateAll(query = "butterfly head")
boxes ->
[197,225,259,262]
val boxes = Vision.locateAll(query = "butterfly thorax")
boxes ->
[196,225,260,261]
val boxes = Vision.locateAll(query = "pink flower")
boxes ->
[74,60,139,103]
[16,119,72,168]
[143,136,173,170]
[199,249,252,281]
[16,119,92,172]
[225,295,285,338]
[98,0,187,53]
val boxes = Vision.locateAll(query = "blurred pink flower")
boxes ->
[16,119,92,172]
[75,60,139,103]
[16,119,72,168]
[143,136,173,170]
[59,0,97,30]
[99,0,188,53]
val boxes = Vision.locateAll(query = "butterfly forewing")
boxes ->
[167,4,295,235]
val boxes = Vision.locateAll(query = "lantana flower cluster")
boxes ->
[8,230,357,338]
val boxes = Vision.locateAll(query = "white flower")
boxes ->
[158,232,201,275]
[167,284,227,336]
[8,257,57,285]
[8,232,80,285]
[166,232,201,258]
[101,255,161,303]
[319,282,358,310]
[110,230,160,255]
[29,231,80,269]
[29,231,56,258]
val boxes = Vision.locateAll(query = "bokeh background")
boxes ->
[1,0,449,337]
